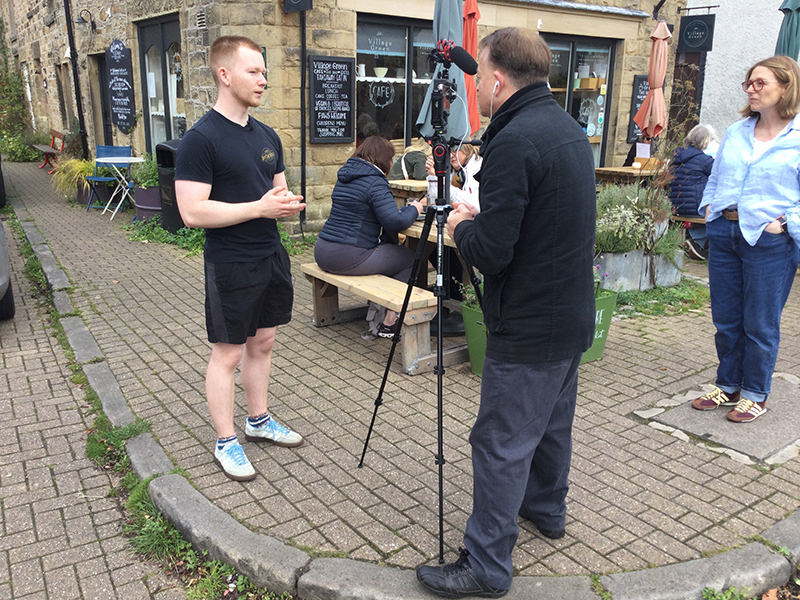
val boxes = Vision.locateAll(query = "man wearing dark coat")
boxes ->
[416,27,597,598]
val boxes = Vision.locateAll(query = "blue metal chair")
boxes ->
[86,146,132,211]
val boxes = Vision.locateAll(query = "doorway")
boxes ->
[138,16,185,153]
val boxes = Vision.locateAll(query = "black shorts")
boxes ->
[204,248,293,344]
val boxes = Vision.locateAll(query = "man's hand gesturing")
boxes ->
[258,185,306,219]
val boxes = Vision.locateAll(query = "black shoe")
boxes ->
[430,311,466,337]
[684,238,707,261]
[377,321,399,339]
[416,549,509,599]
[518,509,565,540]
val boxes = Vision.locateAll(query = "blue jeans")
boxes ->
[706,217,799,402]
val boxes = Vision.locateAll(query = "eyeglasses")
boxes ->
[741,78,779,92]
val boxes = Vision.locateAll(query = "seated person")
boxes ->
[388,138,432,180]
[623,133,652,166]
[314,136,426,338]
[425,143,483,335]
[668,123,715,260]
[425,143,483,211]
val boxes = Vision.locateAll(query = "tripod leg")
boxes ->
[358,207,437,468]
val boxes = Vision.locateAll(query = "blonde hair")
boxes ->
[404,137,432,157]
[740,55,800,119]
[209,36,262,86]
[455,143,480,163]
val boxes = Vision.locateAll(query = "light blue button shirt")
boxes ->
[699,114,800,247]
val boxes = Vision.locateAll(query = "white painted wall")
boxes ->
[688,0,785,138]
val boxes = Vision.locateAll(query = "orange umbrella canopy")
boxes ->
[463,0,481,136]
[634,20,672,138]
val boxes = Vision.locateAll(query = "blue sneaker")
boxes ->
[214,441,256,481]
[245,416,303,448]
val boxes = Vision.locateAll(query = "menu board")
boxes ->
[627,74,650,143]
[309,56,355,144]
[106,40,135,135]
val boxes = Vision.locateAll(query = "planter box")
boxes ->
[581,290,618,364]
[134,186,162,221]
[461,303,487,377]
[596,249,683,292]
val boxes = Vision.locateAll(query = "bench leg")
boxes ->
[305,275,341,326]
[47,155,58,175]
[400,308,436,374]
[38,154,54,170]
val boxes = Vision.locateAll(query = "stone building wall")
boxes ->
[2,0,688,232]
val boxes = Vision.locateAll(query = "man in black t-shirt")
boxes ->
[175,36,306,482]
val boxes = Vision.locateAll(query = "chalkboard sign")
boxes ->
[106,40,135,135]
[309,55,355,144]
[627,74,650,143]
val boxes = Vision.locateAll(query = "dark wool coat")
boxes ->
[453,82,597,363]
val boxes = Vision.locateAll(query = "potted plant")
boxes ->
[459,282,486,377]
[51,158,94,204]
[581,265,618,364]
[594,182,683,292]
[130,153,161,221]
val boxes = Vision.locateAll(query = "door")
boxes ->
[138,16,185,153]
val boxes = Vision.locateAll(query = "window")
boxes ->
[356,16,433,148]
[543,35,616,167]
[138,16,185,153]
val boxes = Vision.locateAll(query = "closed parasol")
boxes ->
[776,0,800,60]
[634,20,672,138]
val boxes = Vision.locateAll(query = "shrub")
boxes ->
[130,153,160,188]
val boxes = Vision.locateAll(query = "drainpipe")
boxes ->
[62,0,89,159]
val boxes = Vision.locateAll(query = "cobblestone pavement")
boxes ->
[0,214,186,597]
[2,160,799,587]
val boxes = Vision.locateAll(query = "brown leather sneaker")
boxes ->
[726,398,767,423]
[691,386,740,411]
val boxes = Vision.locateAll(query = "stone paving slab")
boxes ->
[0,213,185,599]
[653,377,800,462]
[4,161,800,599]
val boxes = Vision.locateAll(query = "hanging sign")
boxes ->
[106,40,136,134]
[627,74,650,143]
[308,55,355,143]
[677,14,715,53]
[283,0,312,12]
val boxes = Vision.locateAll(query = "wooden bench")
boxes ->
[31,129,65,174]
[301,262,468,375]
[670,215,706,225]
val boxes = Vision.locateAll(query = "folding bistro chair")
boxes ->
[86,145,132,212]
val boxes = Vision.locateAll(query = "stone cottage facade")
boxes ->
[1,0,688,232]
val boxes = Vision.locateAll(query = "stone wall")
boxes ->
[1,0,689,232]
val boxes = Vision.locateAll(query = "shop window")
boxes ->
[356,16,433,148]
[544,35,615,167]
[138,16,185,153]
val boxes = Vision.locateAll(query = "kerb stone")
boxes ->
[763,508,800,569]
[83,362,135,427]
[60,316,103,363]
[126,433,174,480]
[601,543,791,600]
[148,474,309,594]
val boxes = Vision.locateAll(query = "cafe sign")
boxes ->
[677,14,715,53]
[369,81,395,109]
[106,40,135,134]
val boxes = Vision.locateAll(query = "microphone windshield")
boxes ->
[449,45,478,76]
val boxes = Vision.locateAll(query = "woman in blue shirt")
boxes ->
[692,56,800,422]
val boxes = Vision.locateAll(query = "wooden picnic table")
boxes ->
[595,166,659,185]
[389,179,428,208]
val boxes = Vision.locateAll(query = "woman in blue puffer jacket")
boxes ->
[315,136,426,338]
[669,123,716,259]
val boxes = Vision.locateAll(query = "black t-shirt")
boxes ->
[175,109,286,262]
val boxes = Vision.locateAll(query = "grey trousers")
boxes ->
[463,353,581,589]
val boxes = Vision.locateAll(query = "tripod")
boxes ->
[358,64,483,564]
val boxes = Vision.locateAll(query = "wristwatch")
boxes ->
[777,215,788,233]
